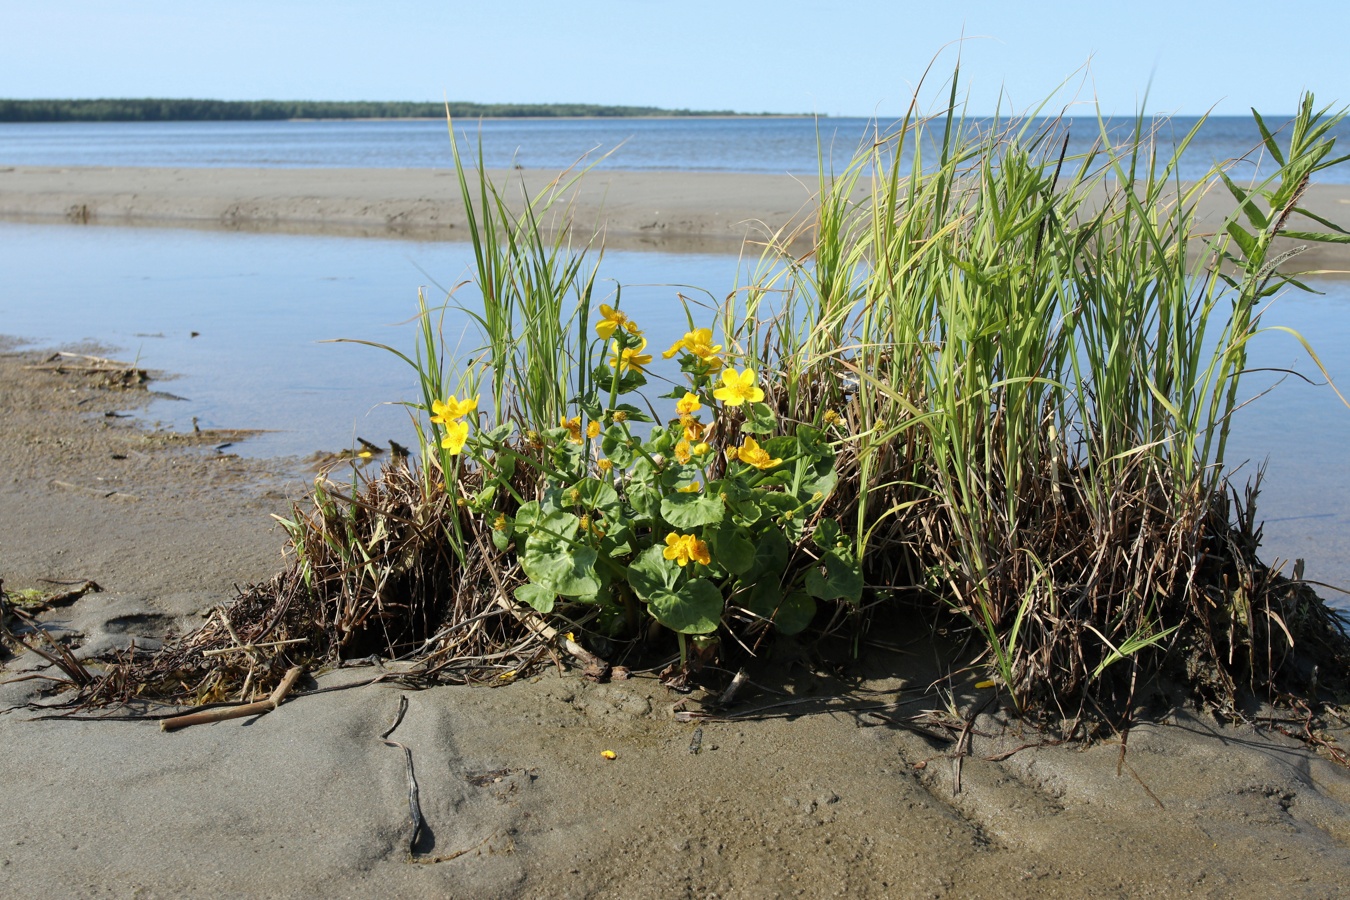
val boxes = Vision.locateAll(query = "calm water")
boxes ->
[2,220,1347,603]
[0,221,742,456]
[1,116,1346,182]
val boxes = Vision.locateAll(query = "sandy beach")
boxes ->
[3,168,1350,897]
[4,344,1350,897]
[3,164,1350,268]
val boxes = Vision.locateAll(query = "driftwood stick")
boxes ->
[201,637,309,658]
[160,665,304,732]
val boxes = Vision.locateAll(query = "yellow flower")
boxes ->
[681,416,704,442]
[732,435,781,470]
[712,368,765,407]
[674,440,692,464]
[725,446,739,462]
[663,532,711,567]
[492,513,508,531]
[587,420,602,439]
[441,419,470,455]
[561,415,583,444]
[595,304,630,340]
[430,394,478,424]
[600,749,618,760]
[596,457,614,473]
[612,410,628,423]
[676,392,702,416]
[663,328,724,370]
[823,409,842,426]
[608,337,653,373]
[677,481,701,493]
[692,442,710,456]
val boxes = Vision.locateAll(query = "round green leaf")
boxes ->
[661,492,725,528]
[648,579,724,634]
[514,582,556,614]
[627,544,677,600]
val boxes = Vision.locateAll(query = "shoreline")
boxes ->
[4,344,1350,896]
[4,164,1350,265]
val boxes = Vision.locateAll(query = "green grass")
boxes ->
[738,86,1349,712]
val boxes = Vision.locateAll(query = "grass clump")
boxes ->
[77,82,1350,727]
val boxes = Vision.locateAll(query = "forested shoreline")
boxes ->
[0,99,782,122]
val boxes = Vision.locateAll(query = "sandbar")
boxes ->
[2,164,1349,267]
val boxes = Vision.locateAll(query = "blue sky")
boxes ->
[2,1,1345,116]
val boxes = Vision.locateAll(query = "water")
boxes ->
[0,220,742,458]
[2,116,1346,182]
[2,219,1347,603]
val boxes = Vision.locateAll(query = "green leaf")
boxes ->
[514,582,556,614]
[745,527,791,580]
[746,579,779,613]
[744,581,813,635]
[482,423,515,444]
[626,480,662,521]
[1251,108,1285,166]
[1225,220,1257,259]
[661,492,725,528]
[512,500,542,536]
[569,477,621,520]
[707,520,756,575]
[648,579,723,634]
[627,544,677,600]
[755,492,805,538]
[774,591,817,636]
[805,550,863,603]
[740,401,777,435]
[814,518,843,550]
[1280,231,1350,244]
[719,479,763,525]
[600,426,635,467]
[520,511,601,598]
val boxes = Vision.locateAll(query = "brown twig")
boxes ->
[159,665,303,732]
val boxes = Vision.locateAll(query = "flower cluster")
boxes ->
[430,394,478,455]
[713,368,764,406]
[663,328,724,371]
[663,532,711,567]
[727,435,782,470]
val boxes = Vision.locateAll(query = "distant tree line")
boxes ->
[0,99,784,122]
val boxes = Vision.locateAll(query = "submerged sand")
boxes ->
[2,165,1350,268]
[4,346,1350,898]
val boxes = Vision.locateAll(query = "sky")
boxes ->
[2,1,1346,117]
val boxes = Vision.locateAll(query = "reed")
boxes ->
[743,84,1350,713]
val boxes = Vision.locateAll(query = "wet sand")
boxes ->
[4,347,1350,898]
[2,164,1350,268]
